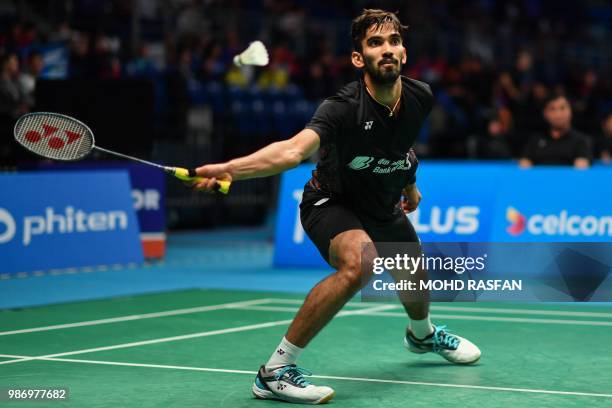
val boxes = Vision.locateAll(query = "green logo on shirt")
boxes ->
[347,156,375,170]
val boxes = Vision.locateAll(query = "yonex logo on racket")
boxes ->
[24,123,82,150]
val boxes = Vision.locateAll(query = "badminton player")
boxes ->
[194,9,481,404]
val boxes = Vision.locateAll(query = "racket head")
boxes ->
[13,112,95,161]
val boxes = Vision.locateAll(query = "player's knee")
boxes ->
[337,270,363,291]
[360,244,378,284]
[336,246,377,290]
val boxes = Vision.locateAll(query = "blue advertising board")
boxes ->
[0,171,143,274]
[273,163,612,267]
[274,165,323,267]
[34,162,166,258]
[490,167,611,242]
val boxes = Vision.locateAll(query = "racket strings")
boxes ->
[14,113,93,161]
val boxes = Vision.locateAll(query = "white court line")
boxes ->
[369,311,612,326]
[0,354,610,399]
[268,298,612,318]
[269,298,375,308]
[0,298,274,337]
[230,305,612,327]
[230,305,307,313]
[0,304,394,366]
[232,305,398,314]
[431,306,612,319]
[0,319,294,366]
[4,297,608,339]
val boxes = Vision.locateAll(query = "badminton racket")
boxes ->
[13,112,231,194]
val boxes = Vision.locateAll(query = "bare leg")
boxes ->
[285,229,375,347]
[390,264,430,320]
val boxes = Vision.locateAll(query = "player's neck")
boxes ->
[364,75,402,108]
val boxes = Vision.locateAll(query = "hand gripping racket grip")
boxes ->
[166,167,231,194]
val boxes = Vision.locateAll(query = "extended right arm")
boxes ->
[193,128,321,190]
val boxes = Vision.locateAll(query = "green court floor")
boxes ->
[0,289,611,407]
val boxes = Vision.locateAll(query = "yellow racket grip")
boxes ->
[168,167,231,194]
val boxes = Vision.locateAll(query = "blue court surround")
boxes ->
[0,228,330,309]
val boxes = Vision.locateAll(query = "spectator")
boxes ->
[478,110,512,159]
[0,52,28,166]
[1,1,610,165]
[510,82,549,154]
[49,21,73,43]
[126,43,157,78]
[19,51,44,107]
[0,52,28,119]
[519,93,592,169]
[69,33,92,78]
[598,113,612,163]
[257,45,293,90]
[93,33,120,79]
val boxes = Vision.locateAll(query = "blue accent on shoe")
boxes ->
[274,364,312,387]
[432,325,460,352]
[255,377,267,390]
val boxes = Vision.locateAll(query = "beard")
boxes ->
[363,54,402,85]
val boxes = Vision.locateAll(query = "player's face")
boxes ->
[353,25,406,85]
[543,97,572,130]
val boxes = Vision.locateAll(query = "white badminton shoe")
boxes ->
[404,324,481,364]
[252,364,335,404]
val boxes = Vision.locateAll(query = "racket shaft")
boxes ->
[93,147,230,194]
[93,146,165,169]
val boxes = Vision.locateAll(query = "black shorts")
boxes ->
[299,184,419,266]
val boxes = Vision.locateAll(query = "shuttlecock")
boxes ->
[233,41,269,67]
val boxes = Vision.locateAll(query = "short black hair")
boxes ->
[542,91,569,110]
[351,9,408,53]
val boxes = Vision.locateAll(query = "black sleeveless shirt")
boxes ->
[304,76,434,221]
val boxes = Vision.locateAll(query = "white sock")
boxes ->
[409,316,434,340]
[265,337,303,371]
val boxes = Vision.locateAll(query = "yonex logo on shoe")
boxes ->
[277,348,285,355]
[277,384,286,390]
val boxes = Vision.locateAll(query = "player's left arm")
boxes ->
[399,82,432,214]
[400,183,421,214]
[400,149,421,214]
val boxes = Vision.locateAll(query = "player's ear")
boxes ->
[401,46,407,65]
[351,51,365,68]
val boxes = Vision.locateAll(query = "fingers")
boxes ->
[195,164,221,179]
[400,197,420,214]
[400,200,412,214]
[403,203,417,214]
[196,163,226,178]
[191,177,218,193]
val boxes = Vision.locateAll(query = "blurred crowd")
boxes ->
[1,0,611,165]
